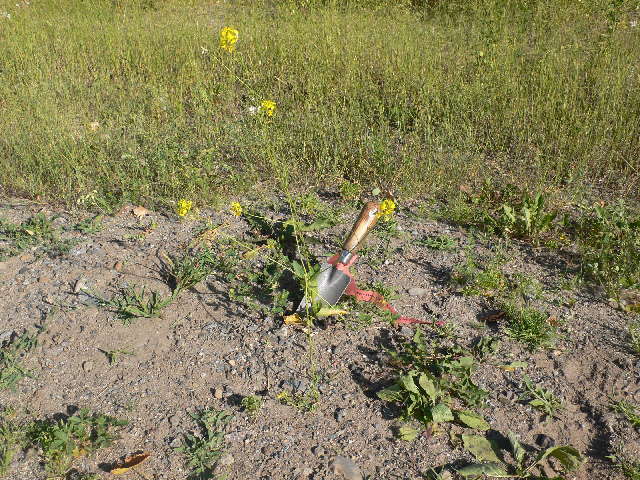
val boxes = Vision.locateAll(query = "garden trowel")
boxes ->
[297,201,380,311]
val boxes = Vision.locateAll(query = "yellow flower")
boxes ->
[230,201,243,217]
[378,198,396,219]
[176,199,193,217]
[219,26,239,52]
[260,100,276,117]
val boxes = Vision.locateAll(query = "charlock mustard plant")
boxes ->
[176,199,193,217]
[219,27,239,52]
[260,100,276,117]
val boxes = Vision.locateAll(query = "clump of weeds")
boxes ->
[0,329,39,391]
[518,376,563,419]
[457,431,582,478]
[501,301,557,351]
[73,215,104,234]
[176,409,232,480]
[608,443,640,480]
[418,234,458,251]
[627,321,640,356]
[377,327,490,440]
[451,251,507,297]
[240,396,263,417]
[573,201,640,296]
[610,398,640,428]
[0,409,21,476]
[27,408,127,478]
[0,214,76,260]
[161,250,213,295]
[483,192,557,243]
[99,286,173,324]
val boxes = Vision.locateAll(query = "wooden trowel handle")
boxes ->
[342,201,380,253]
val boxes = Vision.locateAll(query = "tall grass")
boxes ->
[0,0,638,208]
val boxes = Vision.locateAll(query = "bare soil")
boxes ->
[0,197,638,480]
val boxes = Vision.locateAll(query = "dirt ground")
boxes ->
[0,196,638,480]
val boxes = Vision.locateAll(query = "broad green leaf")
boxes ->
[462,435,503,464]
[529,399,546,407]
[377,385,404,402]
[418,373,437,401]
[536,445,583,472]
[455,356,474,369]
[431,404,454,423]
[398,425,419,441]
[400,374,420,394]
[456,410,490,430]
[507,432,526,467]
[372,188,381,196]
[315,307,348,317]
[457,463,510,477]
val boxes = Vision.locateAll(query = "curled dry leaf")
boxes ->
[284,313,304,325]
[132,206,150,218]
[111,452,151,475]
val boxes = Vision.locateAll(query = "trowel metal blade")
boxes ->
[296,261,350,311]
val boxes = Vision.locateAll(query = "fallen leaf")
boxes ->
[132,206,150,218]
[547,315,559,326]
[111,452,151,475]
[114,261,124,272]
[499,361,528,372]
[72,447,87,458]
[284,313,304,325]
[482,312,505,324]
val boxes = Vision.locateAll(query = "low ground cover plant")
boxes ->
[377,327,490,440]
[176,409,232,480]
[27,409,127,477]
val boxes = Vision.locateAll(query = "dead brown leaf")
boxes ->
[111,452,151,475]
[132,206,150,218]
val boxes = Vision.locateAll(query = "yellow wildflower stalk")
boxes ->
[219,27,239,53]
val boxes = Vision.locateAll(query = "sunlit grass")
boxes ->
[0,0,638,209]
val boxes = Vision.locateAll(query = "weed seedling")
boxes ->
[0,330,38,391]
[418,234,458,251]
[610,399,640,428]
[99,349,134,365]
[451,252,507,297]
[609,450,640,480]
[99,286,173,324]
[627,321,640,356]
[518,377,563,419]
[73,215,104,234]
[240,396,263,417]
[176,409,232,479]
[0,410,21,476]
[501,302,556,351]
[28,409,127,477]
[161,251,212,296]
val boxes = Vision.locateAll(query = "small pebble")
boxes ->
[331,456,363,480]
[311,446,325,457]
[73,277,89,294]
[408,287,429,296]
[335,408,347,422]
[219,454,234,466]
[82,360,93,372]
[213,387,224,399]
[168,415,179,427]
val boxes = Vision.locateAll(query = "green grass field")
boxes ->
[1,0,638,209]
